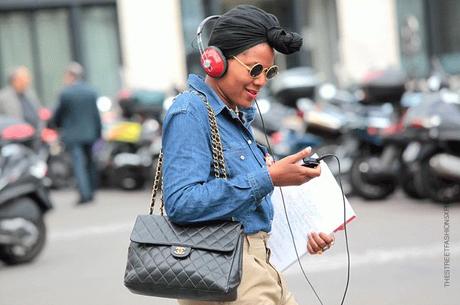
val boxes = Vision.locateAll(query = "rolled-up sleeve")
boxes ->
[247,169,273,205]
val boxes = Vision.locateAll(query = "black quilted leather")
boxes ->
[124,215,244,301]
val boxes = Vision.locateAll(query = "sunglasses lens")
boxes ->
[266,66,278,79]
[250,64,264,78]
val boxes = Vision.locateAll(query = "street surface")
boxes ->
[0,188,458,305]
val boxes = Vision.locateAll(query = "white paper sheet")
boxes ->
[268,157,356,271]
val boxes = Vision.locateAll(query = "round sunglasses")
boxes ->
[232,56,279,80]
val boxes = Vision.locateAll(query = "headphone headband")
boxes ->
[197,15,227,78]
[196,15,220,55]
[196,15,220,36]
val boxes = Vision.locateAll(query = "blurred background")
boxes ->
[0,0,459,102]
[0,0,459,304]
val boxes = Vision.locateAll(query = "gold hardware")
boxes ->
[174,246,187,255]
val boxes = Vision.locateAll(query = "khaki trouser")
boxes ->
[178,232,299,305]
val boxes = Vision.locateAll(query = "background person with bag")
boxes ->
[162,5,335,305]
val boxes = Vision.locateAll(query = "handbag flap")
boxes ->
[130,215,243,252]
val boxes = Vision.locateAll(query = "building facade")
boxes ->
[0,0,121,106]
[0,0,458,106]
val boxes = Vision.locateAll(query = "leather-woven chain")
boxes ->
[149,91,227,215]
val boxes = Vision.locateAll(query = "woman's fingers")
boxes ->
[284,147,312,163]
[312,232,328,249]
[307,241,315,254]
[301,164,321,179]
[268,146,324,186]
[319,232,335,245]
[307,233,322,254]
[308,232,335,255]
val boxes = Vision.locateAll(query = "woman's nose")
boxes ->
[252,74,267,87]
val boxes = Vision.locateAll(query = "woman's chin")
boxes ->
[236,95,254,108]
[237,100,253,109]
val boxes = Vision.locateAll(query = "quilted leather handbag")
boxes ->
[124,91,244,301]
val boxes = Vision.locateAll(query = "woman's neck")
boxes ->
[205,77,238,111]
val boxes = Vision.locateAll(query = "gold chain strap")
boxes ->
[149,151,163,215]
[149,91,227,215]
[203,99,228,179]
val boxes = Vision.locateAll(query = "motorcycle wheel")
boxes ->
[400,165,426,199]
[0,198,47,265]
[420,158,460,204]
[350,156,397,200]
[47,154,74,189]
[115,166,145,190]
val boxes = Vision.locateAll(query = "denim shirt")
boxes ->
[162,74,274,234]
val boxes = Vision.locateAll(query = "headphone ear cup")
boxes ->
[200,46,227,78]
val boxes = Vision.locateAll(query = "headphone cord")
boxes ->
[254,99,350,305]
[317,154,351,305]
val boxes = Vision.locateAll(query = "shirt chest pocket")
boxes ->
[222,145,264,178]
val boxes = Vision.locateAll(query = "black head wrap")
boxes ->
[207,5,303,58]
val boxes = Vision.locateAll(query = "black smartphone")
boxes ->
[302,157,320,168]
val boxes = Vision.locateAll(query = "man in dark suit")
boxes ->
[53,62,102,204]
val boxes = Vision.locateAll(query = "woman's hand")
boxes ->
[267,147,321,186]
[307,232,335,255]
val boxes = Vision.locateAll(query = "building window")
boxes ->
[0,3,121,107]
[80,5,121,98]
[0,9,72,105]
[35,9,73,105]
[428,0,460,74]
[180,0,205,76]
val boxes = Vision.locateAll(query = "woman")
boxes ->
[162,5,335,305]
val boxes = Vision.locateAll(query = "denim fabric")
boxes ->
[162,74,274,234]
[68,143,97,202]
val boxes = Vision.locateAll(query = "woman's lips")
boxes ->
[246,89,258,99]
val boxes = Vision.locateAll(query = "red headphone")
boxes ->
[196,15,227,78]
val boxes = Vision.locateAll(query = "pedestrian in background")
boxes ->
[0,66,42,131]
[52,62,102,205]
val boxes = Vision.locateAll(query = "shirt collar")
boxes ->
[187,74,257,124]
[188,74,225,115]
[240,105,256,125]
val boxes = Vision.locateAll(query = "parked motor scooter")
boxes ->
[97,90,163,190]
[347,66,458,201]
[341,69,408,200]
[402,90,460,203]
[97,119,161,190]
[297,81,397,197]
[0,116,52,265]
